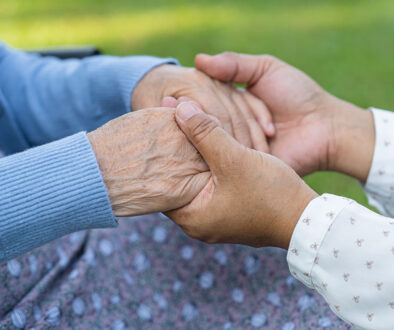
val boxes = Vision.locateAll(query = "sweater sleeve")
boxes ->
[0,132,117,263]
[0,42,179,154]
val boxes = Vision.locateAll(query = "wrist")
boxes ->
[327,98,375,182]
[131,64,173,110]
[274,181,318,250]
[87,131,113,203]
[87,129,131,217]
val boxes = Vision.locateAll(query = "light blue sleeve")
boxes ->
[0,43,180,262]
[0,132,117,263]
[0,42,179,154]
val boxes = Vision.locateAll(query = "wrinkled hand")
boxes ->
[88,108,210,216]
[167,102,317,249]
[195,52,374,179]
[132,64,274,152]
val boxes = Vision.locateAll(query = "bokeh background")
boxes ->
[2,0,394,207]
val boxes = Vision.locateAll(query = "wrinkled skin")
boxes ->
[88,108,209,216]
[167,102,317,249]
[132,64,275,152]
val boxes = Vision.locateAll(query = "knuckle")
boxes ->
[260,54,277,62]
[259,54,284,71]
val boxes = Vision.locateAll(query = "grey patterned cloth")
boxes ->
[0,212,349,329]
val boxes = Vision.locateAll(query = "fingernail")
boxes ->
[177,102,200,121]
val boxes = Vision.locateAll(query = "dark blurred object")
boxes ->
[27,46,101,59]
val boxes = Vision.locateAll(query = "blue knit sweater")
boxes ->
[0,43,178,263]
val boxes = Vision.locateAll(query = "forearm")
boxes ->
[0,43,178,153]
[327,97,375,182]
[0,133,117,263]
[328,102,394,217]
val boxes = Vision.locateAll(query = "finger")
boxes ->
[177,95,235,139]
[191,90,235,138]
[195,52,277,86]
[244,92,275,137]
[248,119,270,153]
[167,171,211,212]
[232,92,269,152]
[215,86,253,148]
[176,96,234,135]
[175,101,239,174]
[177,96,203,110]
[161,96,179,108]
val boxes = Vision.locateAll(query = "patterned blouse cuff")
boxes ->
[286,194,353,288]
[363,108,394,215]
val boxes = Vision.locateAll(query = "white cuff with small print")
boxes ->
[286,194,353,288]
[364,108,394,217]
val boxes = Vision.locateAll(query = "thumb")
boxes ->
[175,101,238,173]
[195,52,273,86]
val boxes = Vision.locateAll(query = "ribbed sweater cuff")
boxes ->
[0,132,117,262]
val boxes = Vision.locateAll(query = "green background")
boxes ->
[2,0,394,206]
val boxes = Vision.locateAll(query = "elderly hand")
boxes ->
[195,53,375,181]
[166,102,317,249]
[132,64,274,152]
[88,108,210,217]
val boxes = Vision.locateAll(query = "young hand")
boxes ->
[167,102,317,249]
[195,52,375,181]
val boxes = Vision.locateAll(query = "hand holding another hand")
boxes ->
[167,102,317,249]
[196,52,375,181]
[132,64,275,152]
[88,108,209,217]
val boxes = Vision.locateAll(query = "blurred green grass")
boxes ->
[2,0,394,207]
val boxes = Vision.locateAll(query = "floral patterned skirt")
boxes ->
[0,213,350,329]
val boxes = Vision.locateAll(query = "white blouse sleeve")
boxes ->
[364,108,394,217]
[287,193,394,329]
[286,108,394,329]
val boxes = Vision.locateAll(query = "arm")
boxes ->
[321,104,394,217]
[0,132,117,262]
[0,42,178,154]
[288,194,394,329]
[167,102,394,329]
[0,108,209,263]
[288,108,394,328]
[0,43,274,156]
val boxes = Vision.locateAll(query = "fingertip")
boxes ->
[195,53,222,75]
[176,101,203,122]
[177,96,203,110]
[195,53,212,67]
[264,122,276,137]
[244,93,274,136]
[196,53,211,59]
[161,96,179,108]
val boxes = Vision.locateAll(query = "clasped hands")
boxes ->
[88,52,375,250]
